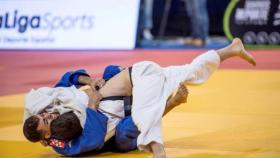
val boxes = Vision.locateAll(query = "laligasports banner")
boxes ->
[0,0,140,50]
[224,0,280,47]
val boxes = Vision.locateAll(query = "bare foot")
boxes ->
[150,142,167,158]
[153,152,167,158]
[231,38,256,66]
[172,82,189,105]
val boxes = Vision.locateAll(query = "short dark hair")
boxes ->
[23,115,42,142]
[50,112,82,141]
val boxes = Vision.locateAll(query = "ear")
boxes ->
[44,132,51,139]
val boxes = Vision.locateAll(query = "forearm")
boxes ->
[79,75,105,91]
[84,88,103,110]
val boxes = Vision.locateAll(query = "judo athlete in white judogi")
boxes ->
[97,38,256,158]
[24,63,189,155]
[23,67,187,155]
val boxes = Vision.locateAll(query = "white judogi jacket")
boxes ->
[24,86,89,127]
[24,85,124,141]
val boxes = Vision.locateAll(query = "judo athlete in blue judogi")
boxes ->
[53,68,140,155]
[23,66,141,156]
[23,66,187,156]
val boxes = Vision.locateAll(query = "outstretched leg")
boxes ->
[217,38,256,66]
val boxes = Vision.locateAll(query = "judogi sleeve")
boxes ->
[115,116,140,152]
[55,67,121,87]
[102,65,122,81]
[55,69,90,88]
[53,108,108,156]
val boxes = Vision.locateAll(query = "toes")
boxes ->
[182,86,188,93]
[178,83,189,97]
[248,55,257,66]
[243,51,257,66]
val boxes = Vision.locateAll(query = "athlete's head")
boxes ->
[23,112,59,142]
[23,112,82,143]
[50,112,82,141]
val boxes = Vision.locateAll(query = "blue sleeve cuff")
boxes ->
[69,69,90,86]
[103,65,121,81]
[55,69,90,88]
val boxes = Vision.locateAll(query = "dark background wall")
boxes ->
[141,0,230,37]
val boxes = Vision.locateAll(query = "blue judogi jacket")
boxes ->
[52,68,139,156]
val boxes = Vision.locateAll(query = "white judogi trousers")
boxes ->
[130,50,220,151]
